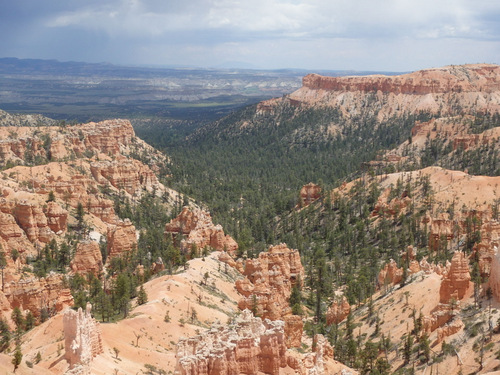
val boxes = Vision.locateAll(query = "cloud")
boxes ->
[0,0,499,70]
[39,0,500,43]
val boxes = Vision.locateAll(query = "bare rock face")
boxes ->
[0,211,24,240]
[304,334,335,375]
[477,220,500,282]
[284,315,303,348]
[85,195,116,224]
[70,241,103,276]
[299,183,322,208]
[422,304,454,336]
[218,251,245,273]
[436,317,464,344]
[4,273,73,318]
[165,207,238,256]
[256,64,500,125]
[43,201,68,233]
[487,245,500,301]
[301,65,500,94]
[378,259,403,287]
[13,201,53,243]
[429,215,454,251]
[83,119,134,154]
[106,219,137,261]
[326,296,351,325]
[64,303,103,370]
[175,309,287,375]
[235,243,305,321]
[90,159,159,196]
[439,252,471,303]
[372,187,412,217]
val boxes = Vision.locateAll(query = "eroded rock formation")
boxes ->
[284,315,303,348]
[299,183,322,208]
[64,303,103,370]
[3,273,73,318]
[256,65,500,138]
[176,309,338,375]
[439,252,471,303]
[235,243,305,320]
[43,201,68,233]
[70,241,103,276]
[487,243,500,301]
[90,158,159,196]
[13,201,53,243]
[326,296,351,325]
[436,317,464,344]
[107,219,137,261]
[422,304,454,335]
[301,65,500,94]
[175,309,287,375]
[165,207,238,256]
[378,259,403,287]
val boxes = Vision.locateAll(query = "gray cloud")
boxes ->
[0,0,499,70]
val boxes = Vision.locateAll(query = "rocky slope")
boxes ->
[0,109,56,128]
[266,65,500,374]
[0,252,355,375]
[262,64,500,120]
[0,115,186,329]
[0,63,499,375]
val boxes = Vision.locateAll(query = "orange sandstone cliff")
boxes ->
[165,207,239,256]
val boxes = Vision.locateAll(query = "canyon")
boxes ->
[0,63,498,375]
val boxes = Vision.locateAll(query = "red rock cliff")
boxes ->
[71,241,103,276]
[165,207,238,256]
[107,219,137,261]
[235,243,305,321]
[302,64,500,94]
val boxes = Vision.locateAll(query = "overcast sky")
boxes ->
[1,0,499,72]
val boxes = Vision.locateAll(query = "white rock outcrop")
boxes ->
[64,303,103,372]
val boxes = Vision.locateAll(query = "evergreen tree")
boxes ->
[25,311,35,331]
[11,307,24,331]
[76,202,85,231]
[0,319,10,352]
[114,273,131,318]
[12,345,22,372]
[0,250,6,292]
[289,284,303,315]
[47,191,56,202]
[311,247,329,322]
[419,334,431,363]
[137,285,148,306]
[403,333,413,364]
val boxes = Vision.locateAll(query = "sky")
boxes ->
[0,0,499,72]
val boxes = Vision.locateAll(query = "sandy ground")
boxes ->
[0,252,242,375]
